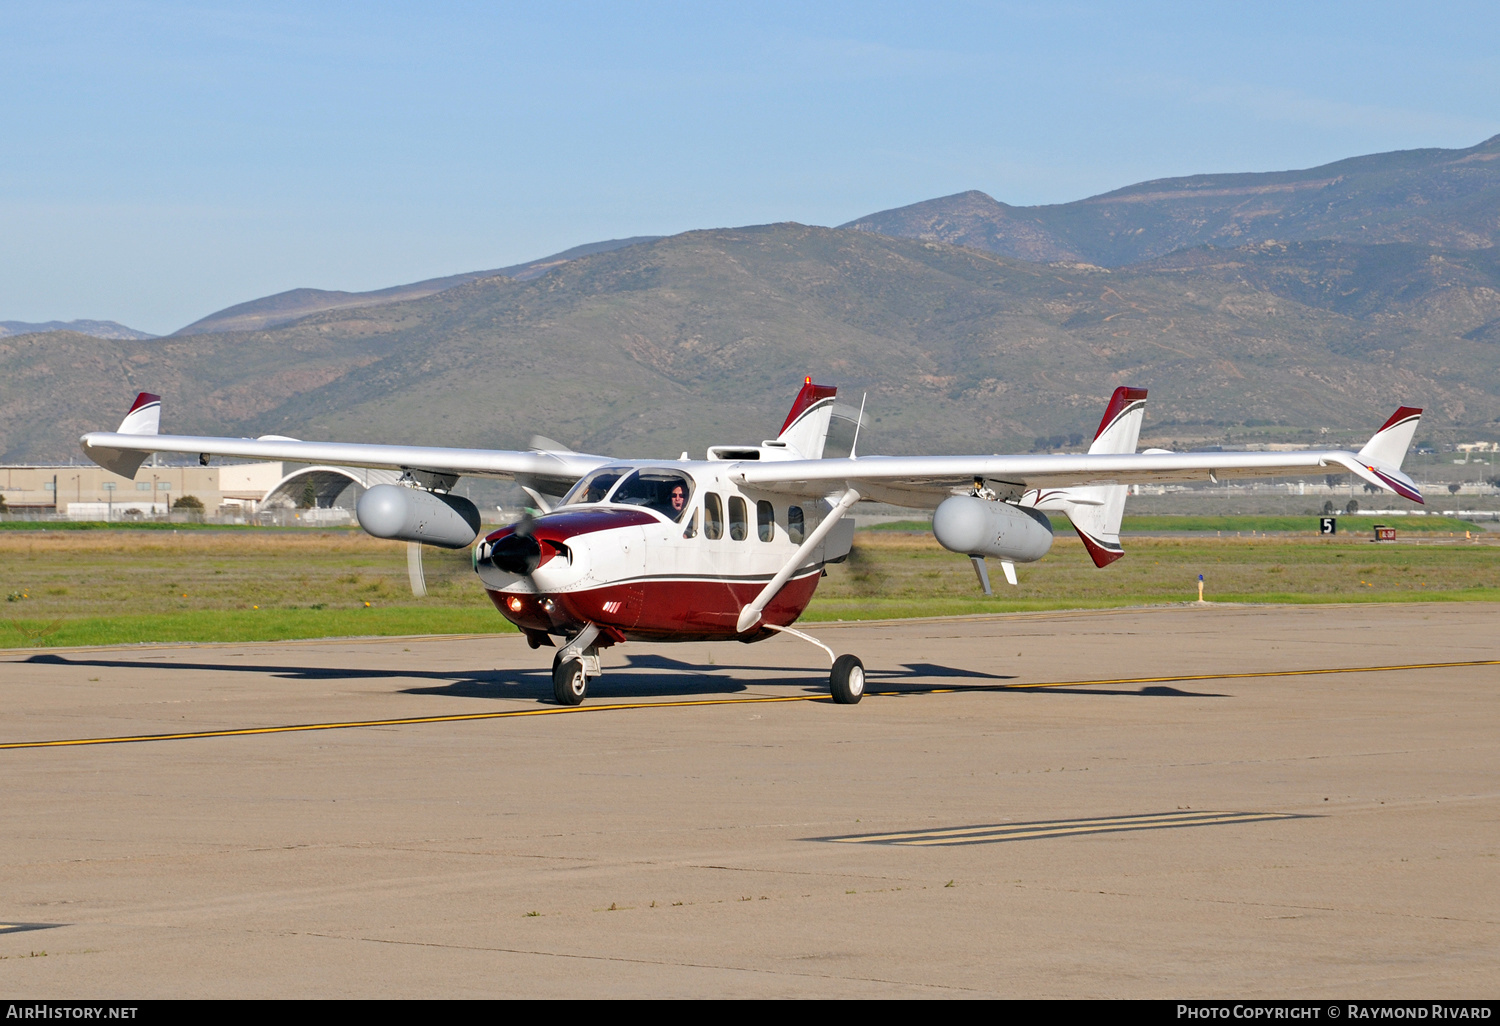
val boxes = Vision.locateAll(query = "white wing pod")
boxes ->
[932,496,1053,563]
[356,485,481,549]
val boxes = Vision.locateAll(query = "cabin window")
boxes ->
[704,493,724,540]
[610,468,695,521]
[756,500,774,542]
[728,496,748,541]
[788,505,805,543]
[683,508,698,539]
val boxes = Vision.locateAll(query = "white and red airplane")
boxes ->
[81,381,1423,705]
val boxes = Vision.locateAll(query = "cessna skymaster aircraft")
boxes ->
[81,381,1423,706]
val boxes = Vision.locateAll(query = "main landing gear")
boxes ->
[544,623,865,706]
[766,624,864,705]
[829,653,865,704]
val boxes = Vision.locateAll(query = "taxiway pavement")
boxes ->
[2,603,1496,998]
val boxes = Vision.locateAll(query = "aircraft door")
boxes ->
[619,526,648,628]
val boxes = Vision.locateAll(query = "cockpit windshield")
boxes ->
[559,467,628,507]
[610,469,695,521]
[558,467,696,521]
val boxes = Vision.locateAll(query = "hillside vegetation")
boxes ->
[4,222,1498,464]
[5,136,1500,465]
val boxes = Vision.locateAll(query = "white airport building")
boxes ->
[0,462,402,521]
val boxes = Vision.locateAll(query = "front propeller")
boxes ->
[489,512,543,575]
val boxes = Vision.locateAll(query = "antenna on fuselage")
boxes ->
[849,393,868,459]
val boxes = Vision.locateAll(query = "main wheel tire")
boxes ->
[830,654,865,705]
[552,657,588,706]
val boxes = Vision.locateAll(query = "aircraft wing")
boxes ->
[79,394,609,492]
[730,448,1423,507]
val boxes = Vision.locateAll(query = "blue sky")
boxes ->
[2,1,1496,334]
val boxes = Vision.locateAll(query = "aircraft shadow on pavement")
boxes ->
[18,653,1228,700]
[1018,684,1228,698]
[21,651,1028,703]
[400,654,1017,701]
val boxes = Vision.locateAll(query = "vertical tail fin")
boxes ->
[1088,387,1148,455]
[83,392,161,478]
[117,392,162,435]
[1357,407,1422,470]
[775,377,838,459]
[1028,387,1147,567]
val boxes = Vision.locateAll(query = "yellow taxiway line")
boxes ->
[826,810,1299,846]
[2,657,1497,752]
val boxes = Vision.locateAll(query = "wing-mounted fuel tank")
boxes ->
[356,483,481,549]
[931,495,1053,562]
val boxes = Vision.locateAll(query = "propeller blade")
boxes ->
[407,541,427,597]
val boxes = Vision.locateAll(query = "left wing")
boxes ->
[731,407,1424,507]
[80,393,609,495]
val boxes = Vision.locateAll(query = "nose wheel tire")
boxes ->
[553,657,588,706]
[829,654,865,705]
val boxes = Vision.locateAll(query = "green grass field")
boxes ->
[2,525,1496,648]
[870,514,1487,535]
[804,531,1500,621]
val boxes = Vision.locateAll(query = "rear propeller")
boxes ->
[407,542,427,597]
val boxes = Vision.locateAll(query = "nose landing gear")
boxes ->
[551,623,602,706]
[552,655,590,705]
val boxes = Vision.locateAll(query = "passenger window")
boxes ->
[704,493,723,540]
[757,500,774,542]
[788,506,805,544]
[683,508,698,539]
[729,496,748,541]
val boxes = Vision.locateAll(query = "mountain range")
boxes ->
[171,236,663,335]
[3,136,1498,465]
[0,320,156,341]
[841,134,1500,266]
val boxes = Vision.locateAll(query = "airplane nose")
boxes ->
[489,531,542,575]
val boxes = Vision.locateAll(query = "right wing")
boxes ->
[730,405,1425,506]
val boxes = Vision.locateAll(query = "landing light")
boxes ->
[507,596,523,612]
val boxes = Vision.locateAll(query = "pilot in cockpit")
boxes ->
[608,469,694,520]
